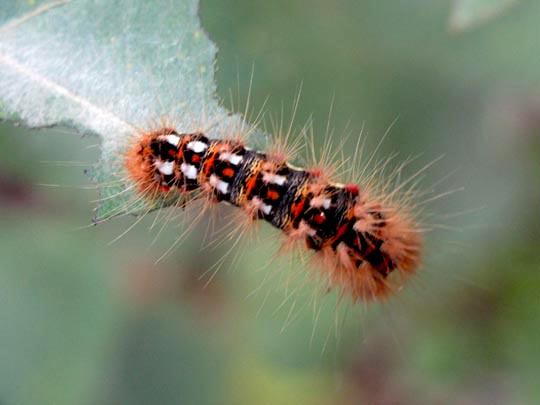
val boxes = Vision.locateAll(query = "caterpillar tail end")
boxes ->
[323,202,423,302]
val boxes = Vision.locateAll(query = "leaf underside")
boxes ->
[0,0,257,221]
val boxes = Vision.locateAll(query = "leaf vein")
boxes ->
[0,51,134,134]
[0,0,71,34]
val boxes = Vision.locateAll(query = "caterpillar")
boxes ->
[123,125,423,302]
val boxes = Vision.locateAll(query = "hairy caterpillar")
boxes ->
[122,124,422,302]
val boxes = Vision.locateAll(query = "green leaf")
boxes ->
[0,0,250,221]
[449,0,520,32]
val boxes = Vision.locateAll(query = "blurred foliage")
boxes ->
[1,0,540,404]
[449,0,521,32]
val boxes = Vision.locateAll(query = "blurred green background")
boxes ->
[1,0,540,404]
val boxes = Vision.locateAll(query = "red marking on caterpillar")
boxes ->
[121,120,423,303]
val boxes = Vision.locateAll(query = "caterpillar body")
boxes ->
[125,126,422,302]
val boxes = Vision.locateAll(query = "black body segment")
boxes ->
[144,132,395,278]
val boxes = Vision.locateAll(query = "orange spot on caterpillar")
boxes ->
[266,189,280,201]
[291,199,306,222]
[201,147,217,177]
[313,212,326,225]
[344,184,359,196]
[243,172,259,198]
[307,169,322,177]
[222,167,235,179]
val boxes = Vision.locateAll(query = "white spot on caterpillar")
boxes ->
[187,140,208,153]
[251,197,272,215]
[262,172,286,186]
[154,159,175,175]
[180,163,198,179]
[158,134,181,146]
[310,196,332,210]
[299,220,317,237]
[220,152,243,165]
[209,174,230,194]
[262,204,272,215]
